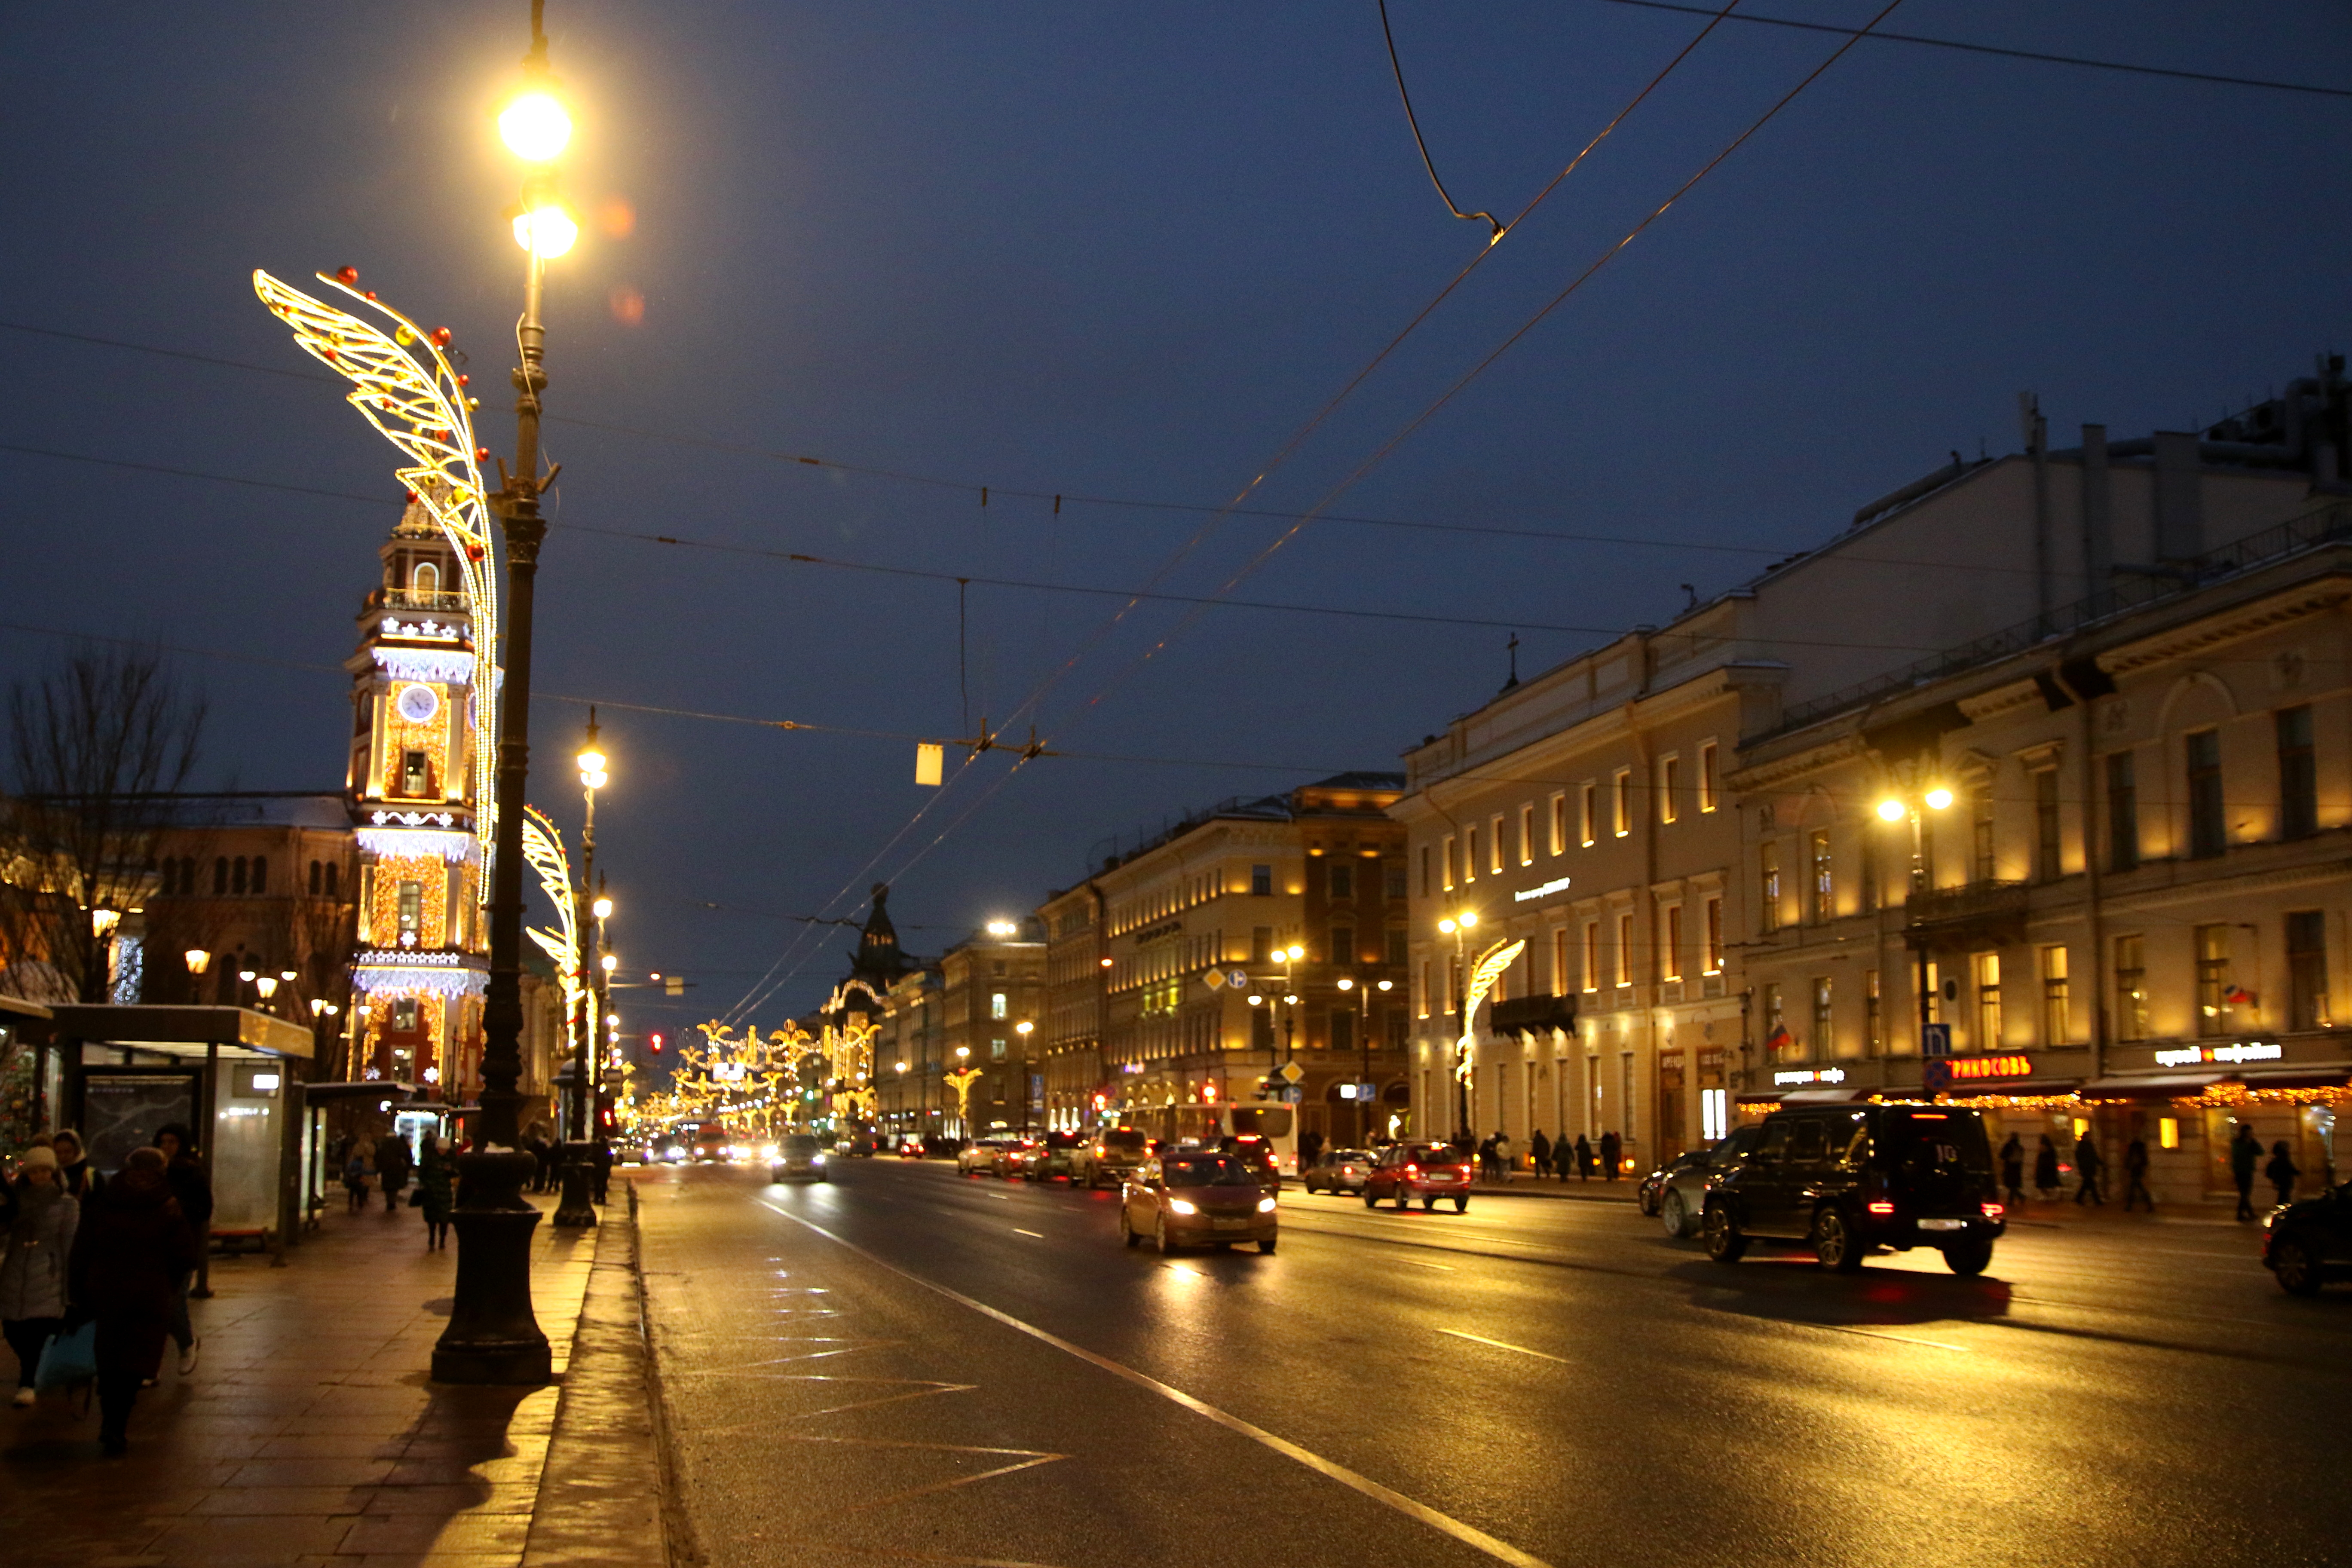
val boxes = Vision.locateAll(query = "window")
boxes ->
[1971,786,1996,882]
[251,855,266,894]
[1252,863,1273,897]
[2195,924,2232,1035]
[1812,978,1833,1056]
[1579,783,1597,847]
[397,880,422,940]
[1659,756,1680,824]
[1251,927,1273,963]
[2187,730,2225,858]
[1420,846,1432,898]
[391,998,419,1032]
[1328,861,1354,900]
[1519,803,1535,865]
[1759,842,1781,934]
[991,1038,1007,1060]
[1465,825,1480,881]
[1330,926,1354,965]
[2278,706,2317,840]
[1612,770,1632,837]
[1385,860,1406,900]
[2033,770,2061,882]
[1972,952,2002,1047]
[213,857,228,895]
[1552,927,1569,996]
[1809,830,1833,922]
[401,748,429,797]
[1442,836,1457,890]
[1698,742,1718,812]
[2040,945,2069,1044]
[1385,925,1407,966]
[2106,751,2139,871]
[1614,912,1634,987]
[309,860,323,896]
[325,862,338,898]
[1489,815,1504,875]
[1549,793,1567,855]
[1330,1009,1355,1054]
[1661,906,1683,981]
[990,992,1008,1019]
[2288,910,2329,1031]
[1762,983,1785,1049]
[1419,961,1431,1018]
[1703,897,1723,974]
[1582,922,1599,994]
[232,856,247,895]
[412,560,439,593]
[2114,935,2149,1042]
[1865,969,1883,1053]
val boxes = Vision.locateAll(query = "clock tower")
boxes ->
[345,497,490,1091]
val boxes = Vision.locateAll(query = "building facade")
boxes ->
[936,920,1046,1136]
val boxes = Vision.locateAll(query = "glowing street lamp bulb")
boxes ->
[184,949,211,976]
[1923,787,1955,811]
[582,769,607,790]
[600,953,618,973]
[1285,944,1304,962]
[1876,798,1907,822]
[1438,918,1456,934]
[1376,979,1393,991]
[577,747,606,775]
[1335,977,1354,991]
[512,203,579,259]
[591,896,613,919]
[1458,912,1479,928]
[499,90,572,162]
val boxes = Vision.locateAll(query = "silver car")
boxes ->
[1301,1147,1375,1194]
[1656,1126,1764,1238]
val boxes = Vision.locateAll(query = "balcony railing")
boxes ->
[1904,879,2029,936]
[384,589,470,614]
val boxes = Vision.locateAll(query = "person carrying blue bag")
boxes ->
[66,1147,198,1454]
[3,1144,79,1406]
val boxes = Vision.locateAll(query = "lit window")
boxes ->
[1973,951,2002,1048]
[1697,742,1718,812]
[1660,905,1683,982]
[1549,792,1567,856]
[1612,770,1632,837]
[1703,897,1723,974]
[1579,783,1596,847]
[1659,755,1679,824]
[1614,912,1633,987]
[991,992,1007,1019]
[1519,804,1535,866]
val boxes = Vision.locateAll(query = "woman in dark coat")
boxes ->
[374,1132,413,1213]
[67,1147,199,1454]
[416,1134,455,1251]
[1998,1133,2025,1208]
[152,1123,212,1376]
[2033,1133,2061,1201]
[2266,1140,2301,1209]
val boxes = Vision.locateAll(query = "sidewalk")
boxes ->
[0,1187,666,1568]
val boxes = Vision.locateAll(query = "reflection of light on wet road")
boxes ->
[1439,1327,1569,1363]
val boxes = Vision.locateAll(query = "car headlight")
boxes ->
[1168,1199,1199,1216]
[1257,1196,1278,1213]
[811,1152,827,1164]
[762,1144,780,1160]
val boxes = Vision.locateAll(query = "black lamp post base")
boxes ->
[551,1139,599,1228]
[432,1150,551,1386]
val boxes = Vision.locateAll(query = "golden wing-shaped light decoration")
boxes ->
[252,268,504,878]
[1455,937,1528,1082]
[519,806,583,1030]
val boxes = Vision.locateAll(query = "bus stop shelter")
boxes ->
[49,1004,315,1262]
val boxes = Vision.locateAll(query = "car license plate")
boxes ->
[1917,1217,1965,1232]
[1212,1217,1247,1231]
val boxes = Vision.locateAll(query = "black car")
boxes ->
[2263,1183,2352,1294]
[1701,1103,2006,1274]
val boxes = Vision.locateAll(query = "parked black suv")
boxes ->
[1701,1103,2006,1274]
[2263,1184,2352,1294]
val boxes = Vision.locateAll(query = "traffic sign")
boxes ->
[1921,1023,1952,1058]
[1277,1060,1304,1085]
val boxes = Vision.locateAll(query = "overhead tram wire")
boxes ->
[1060,0,1915,726]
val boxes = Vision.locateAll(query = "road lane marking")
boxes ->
[1012,1228,1044,1238]
[1817,1325,1968,1352]
[760,1200,1554,1568]
[1400,1259,1457,1271]
[1438,1328,1569,1364]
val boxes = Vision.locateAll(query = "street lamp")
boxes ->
[1335,974,1395,1141]
[438,0,579,1386]
[554,712,607,1228]
[945,1044,983,1142]
[1436,911,1478,1137]
[1876,770,1956,1059]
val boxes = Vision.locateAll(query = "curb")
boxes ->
[521,1184,677,1567]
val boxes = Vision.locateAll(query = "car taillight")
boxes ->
[1404,1164,1418,1176]
[1981,1202,2004,1219]
[1866,1200,1895,1214]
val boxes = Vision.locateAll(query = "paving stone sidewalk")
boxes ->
[0,1186,668,1568]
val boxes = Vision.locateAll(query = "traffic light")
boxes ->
[649,1032,664,1055]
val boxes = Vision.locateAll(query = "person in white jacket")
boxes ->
[2,1145,79,1405]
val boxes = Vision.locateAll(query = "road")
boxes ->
[631,1158,2343,1568]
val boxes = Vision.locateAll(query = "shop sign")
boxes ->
[1922,1054,2033,1088]
[1772,1067,1846,1087]
[2152,1041,2283,1067]
[1513,876,1574,903]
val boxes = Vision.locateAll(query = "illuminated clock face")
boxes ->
[395,683,441,723]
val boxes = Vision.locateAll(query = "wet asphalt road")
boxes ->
[631,1159,2346,1568]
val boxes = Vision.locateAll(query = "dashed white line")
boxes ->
[1437,1328,1570,1364]
[1013,1228,1044,1238]
[1818,1324,1969,1352]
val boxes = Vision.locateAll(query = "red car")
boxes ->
[1364,1142,1473,1212]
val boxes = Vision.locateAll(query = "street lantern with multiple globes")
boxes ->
[1435,910,1480,1136]
[1875,772,1957,1056]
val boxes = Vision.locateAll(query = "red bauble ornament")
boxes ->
[457,374,470,387]
[465,544,485,561]
[431,327,452,347]
[364,291,377,301]
[336,266,359,285]
[474,447,490,462]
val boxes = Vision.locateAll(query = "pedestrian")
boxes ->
[67,1146,199,1455]
[2265,1139,2300,1210]
[1495,1132,1515,1182]
[1530,1129,1553,1179]
[2122,1136,2154,1213]
[375,1131,412,1213]
[151,1124,211,1377]
[1298,1130,1323,1171]
[1475,1134,1497,1182]
[1600,1130,1622,1182]
[2073,1130,2105,1207]
[1573,1134,1592,1182]
[2229,1124,2263,1221]
[2,1145,77,1407]
[416,1134,454,1251]
[527,1125,554,1194]
[343,1137,375,1214]
[2033,1133,2060,1202]
[591,1138,613,1205]
[49,1131,104,1206]
[1999,1133,2025,1208]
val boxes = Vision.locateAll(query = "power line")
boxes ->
[1577,0,2352,101]
[1377,0,1501,239]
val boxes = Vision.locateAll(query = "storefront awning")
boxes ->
[49,1004,313,1060]
[2233,1066,2352,1092]
[1781,1087,1870,1105]
[2081,1073,2224,1101]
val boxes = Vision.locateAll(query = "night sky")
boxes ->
[3,3,2346,1044]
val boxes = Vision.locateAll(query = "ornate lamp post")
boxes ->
[1334,974,1393,1142]
[1876,771,1955,1055]
[553,715,607,1226]
[1436,911,1479,1137]
[433,2,579,1385]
